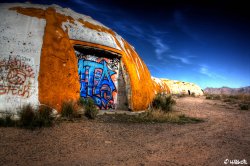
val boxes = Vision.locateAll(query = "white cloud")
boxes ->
[150,36,170,60]
[72,0,101,11]
[199,65,226,80]
[112,20,171,61]
[112,21,145,39]
[169,55,191,64]
[112,21,170,61]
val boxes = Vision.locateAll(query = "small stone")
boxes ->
[105,141,111,144]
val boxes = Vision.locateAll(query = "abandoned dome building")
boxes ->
[0,3,203,114]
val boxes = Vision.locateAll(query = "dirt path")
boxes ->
[0,97,249,166]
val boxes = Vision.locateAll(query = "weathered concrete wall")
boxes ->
[0,4,45,113]
[154,78,203,96]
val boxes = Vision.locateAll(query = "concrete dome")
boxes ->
[0,3,203,114]
[0,3,155,113]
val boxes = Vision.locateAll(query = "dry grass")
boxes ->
[98,110,204,124]
[0,105,54,129]
[233,94,250,102]
[206,94,250,101]
[0,114,17,127]
[205,94,221,100]
[206,94,250,110]
[139,110,204,124]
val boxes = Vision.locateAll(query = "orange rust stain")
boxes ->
[160,80,171,94]
[11,7,80,111]
[152,80,161,94]
[152,79,171,94]
[10,7,45,19]
[121,40,155,111]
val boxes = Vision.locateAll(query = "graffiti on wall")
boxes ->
[76,51,119,109]
[0,55,35,98]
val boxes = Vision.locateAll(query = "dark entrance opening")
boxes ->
[188,90,191,95]
[73,45,128,110]
[74,45,121,59]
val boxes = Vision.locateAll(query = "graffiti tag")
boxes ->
[0,55,35,98]
[78,58,118,109]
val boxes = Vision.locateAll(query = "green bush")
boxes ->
[0,117,4,126]
[0,114,17,127]
[35,105,54,127]
[228,95,239,99]
[78,97,86,106]
[83,98,98,119]
[18,104,54,128]
[152,94,176,112]
[19,104,36,127]
[240,104,249,110]
[213,95,221,100]
[61,101,75,118]
[205,94,221,100]
[206,96,212,99]
[178,93,186,98]
[5,115,16,127]
[223,98,232,102]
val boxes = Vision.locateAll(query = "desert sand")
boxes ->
[0,97,249,165]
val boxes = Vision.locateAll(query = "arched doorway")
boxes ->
[73,44,128,110]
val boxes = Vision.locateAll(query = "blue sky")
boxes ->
[2,0,250,88]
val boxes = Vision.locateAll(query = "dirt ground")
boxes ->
[0,97,249,166]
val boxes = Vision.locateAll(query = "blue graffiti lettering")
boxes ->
[78,59,117,109]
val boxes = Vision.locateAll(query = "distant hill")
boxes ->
[204,86,250,95]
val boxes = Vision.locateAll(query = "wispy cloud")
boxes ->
[71,0,103,11]
[112,21,145,39]
[199,65,226,80]
[112,21,170,60]
[199,65,211,77]
[151,36,170,60]
[169,55,191,64]
[71,1,170,62]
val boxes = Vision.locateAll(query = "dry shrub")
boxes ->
[18,104,54,129]
[239,104,249,110]
[19,104,36,127]
[236,94,250,102]
[80,97,98,119]
[61,101,76,119]
[37,105,54,127]
[0,114,17,127]
[152,94,176,112]
[205,94,221,100]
